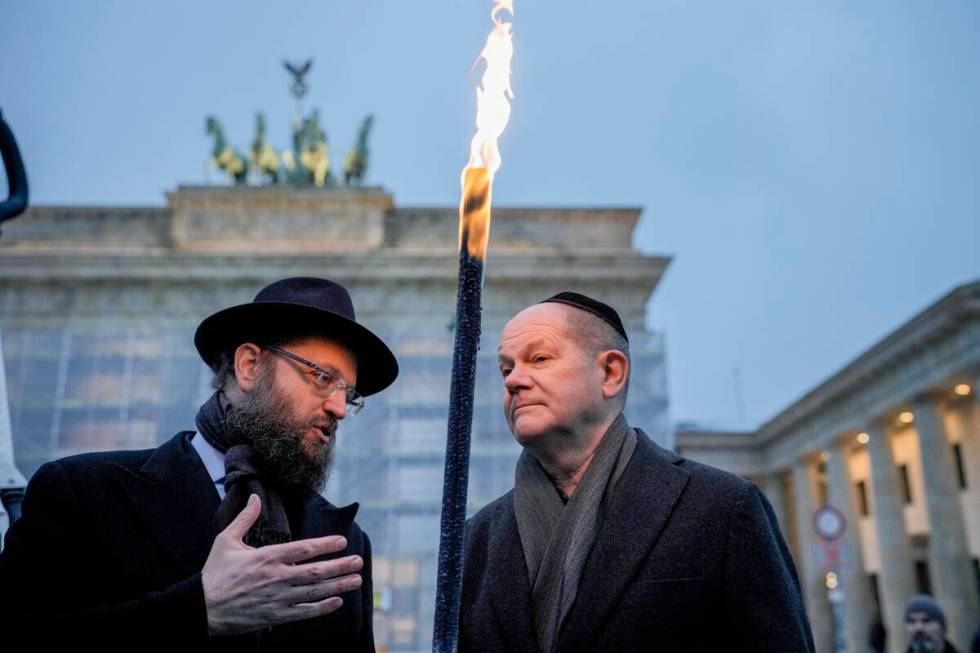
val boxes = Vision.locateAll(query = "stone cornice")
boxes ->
[673,430,762,477]
[0,250,668,283]
[2,191,646,255]
[674,280,980,474]
[674,429,757,450]
[757,281,980,447]
[166,184,394,210]
[387,206,642,251]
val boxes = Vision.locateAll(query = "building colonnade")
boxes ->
[763,379,980,653]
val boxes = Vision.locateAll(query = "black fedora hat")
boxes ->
[194,277,398,396]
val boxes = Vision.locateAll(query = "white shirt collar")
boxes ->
[190,432,226,499]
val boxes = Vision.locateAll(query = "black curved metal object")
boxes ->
[0,488,24,524]
[0,108,28,531]
[0,109,29,226]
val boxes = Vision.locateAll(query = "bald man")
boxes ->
[459,292,814,653]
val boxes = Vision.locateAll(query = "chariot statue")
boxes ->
[205,59,375,189]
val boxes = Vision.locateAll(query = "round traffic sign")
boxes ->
[813,504,846,540]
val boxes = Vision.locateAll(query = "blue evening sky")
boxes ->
[2,1,979,427]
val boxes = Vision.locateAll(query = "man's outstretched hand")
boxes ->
[201,494,363,636]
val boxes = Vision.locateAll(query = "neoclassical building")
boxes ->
[677,280,980,653]
[0,185,670,651]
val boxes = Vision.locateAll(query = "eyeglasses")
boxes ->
[264,345,365,415]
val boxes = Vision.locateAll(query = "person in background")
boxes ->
[905,595,960,653]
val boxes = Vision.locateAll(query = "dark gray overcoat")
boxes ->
[0,431,374,650]
[459,430,816,652]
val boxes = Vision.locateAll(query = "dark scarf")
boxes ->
[195,390,293,547]
[513,413,638,653]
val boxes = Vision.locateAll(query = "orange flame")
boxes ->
[460,0,514,261]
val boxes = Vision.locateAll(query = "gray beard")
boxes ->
[226,370,336,496]
[909,637,942,653]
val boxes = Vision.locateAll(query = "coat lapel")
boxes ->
[484,500,540,653]
[554,430,691,651]
[108,431,221,575]
[293,495,359,550]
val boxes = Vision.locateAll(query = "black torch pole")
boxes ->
[432,168,491,653]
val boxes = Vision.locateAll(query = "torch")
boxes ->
[432,3,514,652]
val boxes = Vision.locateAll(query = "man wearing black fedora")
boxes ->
[0,277,398,649]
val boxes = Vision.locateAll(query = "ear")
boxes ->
[234,343,266,392]
[598,350,629,400]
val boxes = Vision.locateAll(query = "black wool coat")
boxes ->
[459,430,816,653]
[0,431,374,651]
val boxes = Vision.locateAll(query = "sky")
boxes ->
[2,0,979,428]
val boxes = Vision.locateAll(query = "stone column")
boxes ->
[962,378,980,515]
[825,439,875,653]
[865,418,917,653]
[763,470,791,544]
[911,395,980,650]
[792,457,833,653]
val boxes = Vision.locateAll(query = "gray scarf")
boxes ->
[513,413,637,653]
[195,390,293,547]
